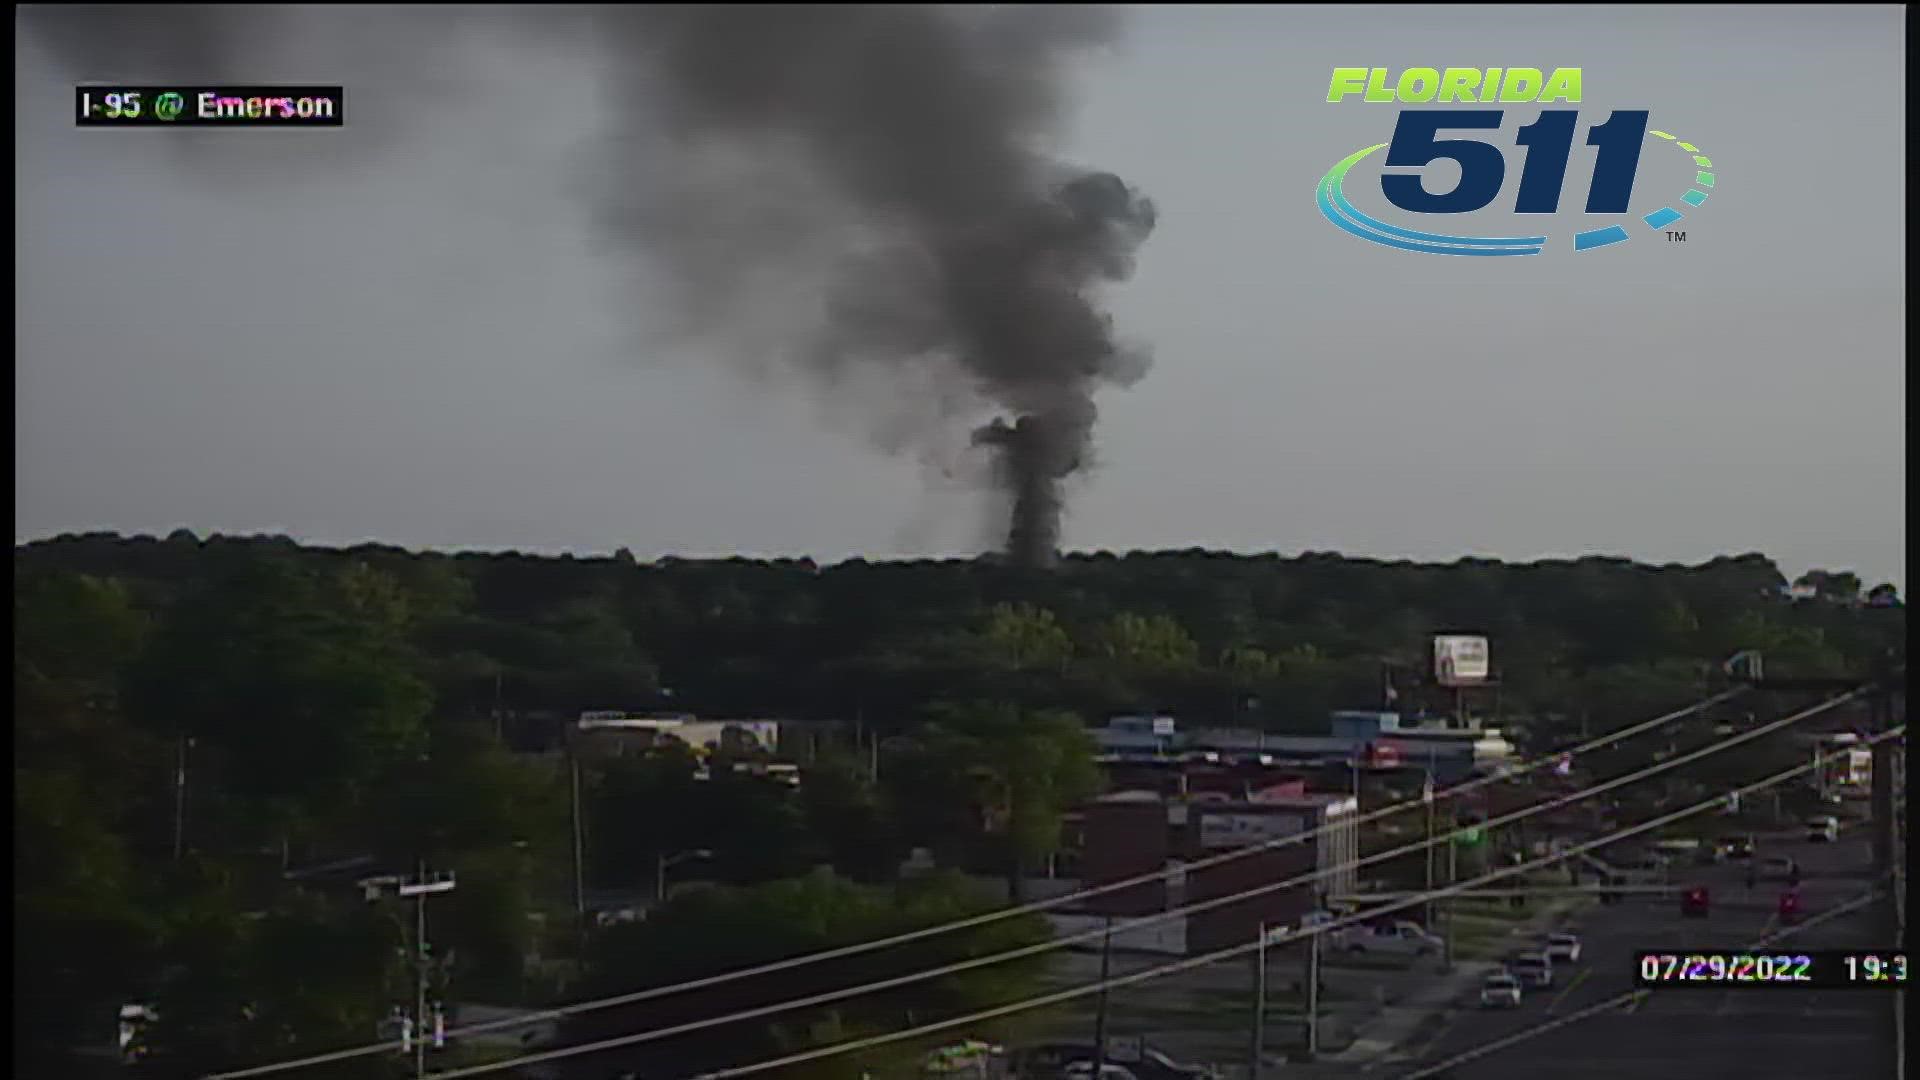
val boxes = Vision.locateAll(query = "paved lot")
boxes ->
[1388,833,1897,1080]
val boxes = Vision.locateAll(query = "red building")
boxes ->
[1078,793,1171,917]
[1184,794,1357,953]
[1070,783,1358,955]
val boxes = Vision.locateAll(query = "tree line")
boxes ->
[13,531,1903,1076]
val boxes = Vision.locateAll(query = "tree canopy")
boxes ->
[11,532,1904,1075]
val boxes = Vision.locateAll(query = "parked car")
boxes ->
[1479,972,1524,1008]
[1507,951,1554,988]
[1681,885,1711,917]
[1012,1043,1096,1077]
[1064,1064,1139,1080]
[1543,932,1582,964]
[1017,1043,1216,1080]
[1337,920,1442,957]
[1759,856,1798,882]
[1806,816,1841,842]
[1298,910,1338,932]
[1131,1049,1219,1080]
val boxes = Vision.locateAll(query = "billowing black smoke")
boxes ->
[23,5,1157,567]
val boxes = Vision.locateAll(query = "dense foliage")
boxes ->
[13,531,1903,1076]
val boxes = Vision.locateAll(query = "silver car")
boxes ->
[1544,932,1582,964]
[1480,972,1523,1008]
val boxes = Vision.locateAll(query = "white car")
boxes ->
[1543,933,1581,964]
[1064,1064,1140,1080]
[1479,972,1523,1009]
[1806,817,1840,842]
[1338,920,1442,957]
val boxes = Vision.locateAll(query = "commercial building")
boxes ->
[1185,793,1360,952]
[573,711,783,756]
[1088,712,1513,785]
[1068,784,1359,955]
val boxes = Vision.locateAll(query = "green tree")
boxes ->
[800,750,902,882]
[566,869,1048,1078]
[1090,612,1200,672]
[1795,569,1863,604]
[980,602,1074,672]
[127,555,434,842]
[905,702,1103,902]
[142,886,407,1079]
[15,768,163,1074]
[14,572,168,1074]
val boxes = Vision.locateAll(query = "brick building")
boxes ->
[1071,783,1359,955]
[1185,794,1359,953]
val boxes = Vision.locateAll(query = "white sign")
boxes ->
[1151,717,1177,736]
[1433,635,1491,686]
[1198,811,1304,850]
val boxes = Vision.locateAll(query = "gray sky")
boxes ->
[14,5,1907,589]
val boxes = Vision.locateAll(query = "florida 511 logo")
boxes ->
[1318,67,1714,256]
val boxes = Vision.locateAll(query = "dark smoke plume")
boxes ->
[23,5,1157,566]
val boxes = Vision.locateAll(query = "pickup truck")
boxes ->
[1334,920,1442,957]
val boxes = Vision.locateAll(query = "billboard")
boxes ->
[1433,635,1490,686]
[1197,811,1306,850]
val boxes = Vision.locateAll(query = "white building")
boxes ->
[574,711,782,755]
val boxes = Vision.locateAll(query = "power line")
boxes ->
[1391,882,1892,1079]
[202,688,1752,1078]
[383,719,1903,1079]
[673,728,1913,1080]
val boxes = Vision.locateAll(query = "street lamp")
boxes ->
[656,849,713,903]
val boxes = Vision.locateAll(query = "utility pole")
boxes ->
[491,670,504,744]
[1867,670,1902,1080]
[367,866,456,1079]
[414,865,430,1079]
[1251,923,1268,1080]
[1895,735,1907,1080]
[569,742,586,927]
[1729,650,1904,1079]
[1422,769,1437,929]
[1091,916,1113,1076]
[1869,678,1897,889]
[171,735,191,861]
[1305,927,1322,1061]
[1441,824,1458,971]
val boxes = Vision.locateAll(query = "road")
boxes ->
[1394,831,1896,1079]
